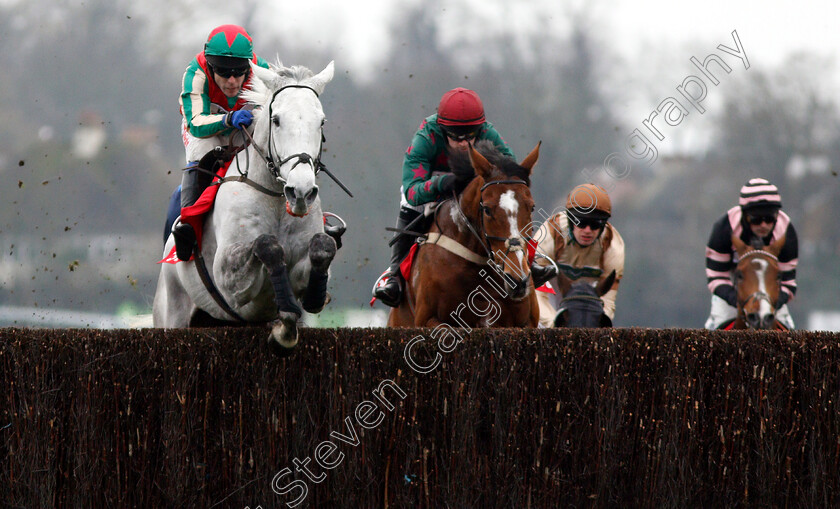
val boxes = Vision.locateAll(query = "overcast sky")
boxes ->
[218,0,836,155]
[240,0,838,72]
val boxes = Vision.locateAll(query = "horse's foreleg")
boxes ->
[152,263,194,327]
[252,234,303,355]
[301,233,337,313]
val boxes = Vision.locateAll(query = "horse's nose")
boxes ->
[284,185,318,216]
[284,186,319,204]
[762,313,776,329]
[746,312,759,327]
[304,186,319,206]
[503,272,530,300]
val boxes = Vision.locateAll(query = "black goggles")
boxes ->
[444,129,479,142]
[570,216,607,230]
[212,65,249,78]
[747,213,777,225]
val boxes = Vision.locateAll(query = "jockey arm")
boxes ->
[401,126,451,206]
[777,219,799,304]
[179,56,270,139]
[599,225,625,320]
[180,60,235,139]
[534,218,559,327]
[705,214,738,306]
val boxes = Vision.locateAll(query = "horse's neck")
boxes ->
[435,200,486,256]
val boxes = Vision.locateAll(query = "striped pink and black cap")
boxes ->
[739,178,782,210]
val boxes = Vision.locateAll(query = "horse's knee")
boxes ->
[308,232,337,272]
[253,234,285,269]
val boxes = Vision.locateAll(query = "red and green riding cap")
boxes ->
[204,24,254,70]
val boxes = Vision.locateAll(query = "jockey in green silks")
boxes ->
[371,87,556,307]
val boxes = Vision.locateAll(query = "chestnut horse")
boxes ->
[730,234,787,330]
[388,141,541,328]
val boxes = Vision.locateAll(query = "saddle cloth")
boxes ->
[398,238,553,292]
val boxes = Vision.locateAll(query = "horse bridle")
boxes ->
[234,84,353,197]
[450,179,532,271]
[735,249,779,316]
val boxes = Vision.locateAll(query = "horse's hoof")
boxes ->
[268,314,299,357]
[309,233,337,272]
[254,234,285,268]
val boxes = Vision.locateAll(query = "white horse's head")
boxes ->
[243,60,334,217]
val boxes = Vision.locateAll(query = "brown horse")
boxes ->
[730,234,787,330]
[388,142,541,328]
[551,269,616,328]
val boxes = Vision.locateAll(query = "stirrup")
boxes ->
[531,253,559,288]
[323,212,347,249]
[371,269,402,307]
[371,269,392,296]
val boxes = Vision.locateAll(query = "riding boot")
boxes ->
[172,161,213,260]
[531,262,557,289]
[373,207,423,307]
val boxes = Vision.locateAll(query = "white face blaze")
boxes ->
[752,258,773,316]
[499,190,524,264]
[270,88,325,216]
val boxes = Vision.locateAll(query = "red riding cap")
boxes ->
[437,88,486,127]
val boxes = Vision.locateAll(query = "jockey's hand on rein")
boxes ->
[439,173,471,195]
[225,110,253,129]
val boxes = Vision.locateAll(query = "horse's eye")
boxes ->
[734,270,743,281]
[272,116,280,127]
[482,206,492,216]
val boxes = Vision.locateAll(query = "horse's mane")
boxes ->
[749,237,765,250]
[448,140,531,186]
[240,59,319,107]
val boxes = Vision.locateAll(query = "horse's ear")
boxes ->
[554,268,572,296]
[596,270,617,296]
[519,141,541,174]
[731,234,748,256]
[767,235,786,257]
[250,62,277,86]
[468,145,493,179]
[310,61,335,95]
